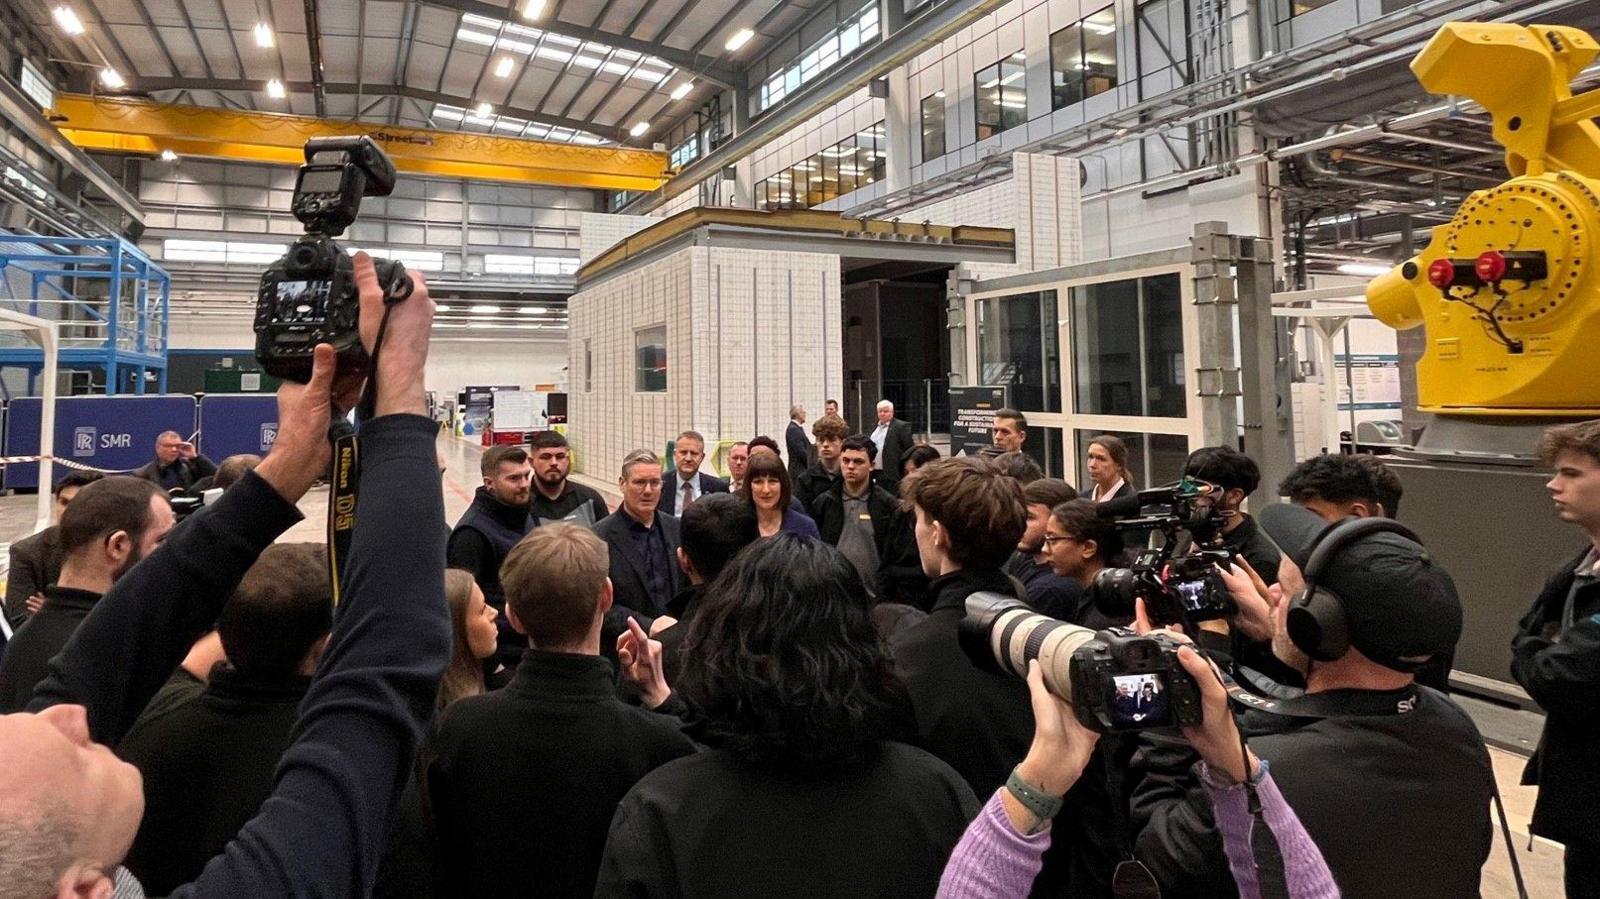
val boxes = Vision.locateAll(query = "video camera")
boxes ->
[960,592,1202,733]
[1089,477,1234,626]
[255,136,413,383]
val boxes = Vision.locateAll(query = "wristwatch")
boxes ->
[1005,766,1064,821]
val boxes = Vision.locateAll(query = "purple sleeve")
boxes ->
[1203,765,1340,899]
[936,791,1050,899]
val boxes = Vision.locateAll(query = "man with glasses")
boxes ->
[527,430,609,528]
[594,449,683,623]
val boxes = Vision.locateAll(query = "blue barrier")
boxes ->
[4,395,198,490]
[198,395,278,462]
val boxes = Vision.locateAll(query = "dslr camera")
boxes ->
[1089,477,1234,625]
[256,136,413,383]
[960,593,1202,733]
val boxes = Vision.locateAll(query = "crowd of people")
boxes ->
[0,258,1594,898]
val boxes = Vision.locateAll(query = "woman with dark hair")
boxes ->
[740,451,821,538]
[439,568,499,703]
[902,443,942,478]
[1082,435,1136,503]
[596,535,978,895]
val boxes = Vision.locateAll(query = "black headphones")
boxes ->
[1286,516,1421,662]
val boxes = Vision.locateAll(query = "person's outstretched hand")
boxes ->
[352,252,434,418]
[258,343,347,502]
[1016,659,1100,797]
[616,617,671,710]
[1217,559,1274,643]
[1175,645,1259,785]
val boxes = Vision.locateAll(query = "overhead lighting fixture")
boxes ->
[725,28,754,52]
[1336,262,1392,277]
[669,81,694,101]
[266,78,286,99]
[471,304,502,314]
[628,121,649,137]
[520,306,545,314]
[52,6,85,36]
[521,0,545,20]
[159,149,178,162]
[99,67,125,89]
[475,101,493,117]
[495,56,515,78]
[254,22,274,48]
[436,304,453,312]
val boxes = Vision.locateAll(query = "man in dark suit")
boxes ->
[785,405,812,483]
[594,449,684,625]
[870,400,914,492]
[133,431,217,493]
[5,470,103,627]
[660,430,729,517]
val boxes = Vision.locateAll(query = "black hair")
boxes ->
[900,444,941,475]
[1050,499,1124,562]
[58,476,164,556]
[528,430,569,450]
[53,470,104,495]
[1184,445,1261,495]
[747,435,781,457]
[218,544,333,679]
[841,434,876,462]
[678,534,901,770]
[680,493,759,583]
[1279,453,1389,512]
[739,452,793,514]
[995,408,1028,429]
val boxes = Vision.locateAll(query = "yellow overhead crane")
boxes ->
[49,93,670,193]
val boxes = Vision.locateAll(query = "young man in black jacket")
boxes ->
[429,523,696,897]
[655,493,759,684]
[794,413,848,515]
[812,435,923,604]
[527,429,609,527]
[1515,420,1600,898]
[1131,501,1493,897]
[448,443,537,671]
[117,543,333,895]
[4,470,102,627]
[0,476,174,711]
[0,252,450,897]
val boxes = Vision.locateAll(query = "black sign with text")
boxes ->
[948,385,1009,457]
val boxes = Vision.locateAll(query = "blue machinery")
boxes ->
[0,235,169,394]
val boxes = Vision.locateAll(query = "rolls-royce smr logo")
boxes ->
[73,426,96,458]
[260,422,278,453]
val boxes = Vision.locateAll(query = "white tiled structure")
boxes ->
[578,212,656,265]
[567,245,842,479]
[904,152,1082,275]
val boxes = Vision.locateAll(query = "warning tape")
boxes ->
[0,455,142,473]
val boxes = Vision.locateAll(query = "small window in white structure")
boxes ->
[583,339,593,392]
[635,325,667,392]
[975,54,1027,141]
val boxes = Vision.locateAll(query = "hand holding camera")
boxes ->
[1215,558,1274,644]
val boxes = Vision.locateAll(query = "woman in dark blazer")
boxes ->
[740,451,821,539]
[1081,434,1136,503]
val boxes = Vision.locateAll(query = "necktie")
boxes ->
[681,479,694,511]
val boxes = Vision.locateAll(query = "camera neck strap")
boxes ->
[325,301,399,606]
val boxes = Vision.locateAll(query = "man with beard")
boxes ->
[0,476,175,710]
[527,431,609,527]
[449,445,538,670]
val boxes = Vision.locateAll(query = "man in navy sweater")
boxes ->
[0,253,450,898]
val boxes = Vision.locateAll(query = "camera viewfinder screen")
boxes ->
[1110,673,1171,728]
[298,168,345,195]
[273,280,332,324]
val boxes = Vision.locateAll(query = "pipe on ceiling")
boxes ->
[303,0,328,118]
[1329,148,1501,185]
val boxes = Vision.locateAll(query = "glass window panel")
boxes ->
[977,290,1061,414]
[1082,7,1118,100]
[1050,24,1085,110]
[1000,57,1026,131]
[1148,433,1190,486]
[975,62,1003,141]
[1071,278,1141,416]
[1142,273,1186,418]
[921,93,946,160]
[1076,429,1146,492]
[1073,430,1189,490]
[635,325,667,392]
[838,145,860,195]
[820,148,839,204]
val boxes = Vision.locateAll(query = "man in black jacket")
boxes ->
[448,443,537,670]
[0,476,174,711]
[117,543,332,895]
[1183,445,1280,583]
[4,470,102,627]
[869,399,915,493]
[1003,477,1082,620]
[660,430,729,517]
[1515,420,1600,897]
[795,413,848,515]
[430,523,696,897]
[812,435,923,605]
[0,253,450,897]
[527,429,609,527]
[1131,501,1493,897]
[656,494,759,683]
[133,431,217,493]
[785,404,811,482]
[594,449,683,623]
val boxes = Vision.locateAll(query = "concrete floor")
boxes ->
[0,432,1566,896]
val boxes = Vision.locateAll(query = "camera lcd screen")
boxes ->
[298,168,345,194]
[1110,673,1171,728]
[273,280,332,323]
[1174,578,1210,610]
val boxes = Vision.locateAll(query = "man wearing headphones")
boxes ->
[1129,502,1494,897]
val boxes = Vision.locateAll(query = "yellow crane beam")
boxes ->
[50,94,669,192]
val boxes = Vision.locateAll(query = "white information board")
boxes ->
[492,391,549,431]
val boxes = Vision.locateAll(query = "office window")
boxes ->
[1071,273,1186,418]
[19,58,54,110]
[1276,0,1340,22]
[670,134,699,169]
[635,325,667,392]
[975,54,1026,141]
[759,3,881,109]
[583,339,593,392]
[921,92,946,160]
[758,123,884,212]
[1051,7,1118,110]
[977,290,1062,413]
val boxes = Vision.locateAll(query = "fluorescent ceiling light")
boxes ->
[159,149,177,162]
[99,68,125,89]
[471,304,502,314]
[1084,21,1116,36]
[670,81,694,101]
[725,28,754,52]
[53,6,85,35]
[266,78,286,99]
[521,0,545,20]
[254,22,274,47]
[629,121,649,137]
[436,304,453,312]
[495,56,515,78]
[1336,263,1391,277]
[475,101,493,117]
[520,306,545,314]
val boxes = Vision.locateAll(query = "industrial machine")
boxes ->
[1363,22,1600,700]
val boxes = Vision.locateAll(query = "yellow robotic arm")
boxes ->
[1367,23,1600,415]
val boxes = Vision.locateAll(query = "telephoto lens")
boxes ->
[959,592,1099,701]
